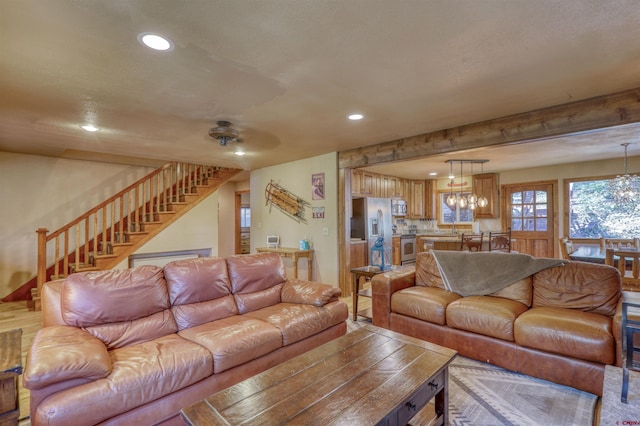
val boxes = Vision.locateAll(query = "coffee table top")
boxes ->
[181,324,456,425]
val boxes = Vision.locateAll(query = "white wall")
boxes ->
[250,152,339,285]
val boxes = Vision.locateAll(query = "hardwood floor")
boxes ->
[0,301,41,423]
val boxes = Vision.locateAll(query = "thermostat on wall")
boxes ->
[267,235,280,248]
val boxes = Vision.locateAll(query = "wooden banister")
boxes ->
[35,162,234,302]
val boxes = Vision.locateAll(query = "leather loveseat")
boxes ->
[372,250,624,396]
[24,252,348,425]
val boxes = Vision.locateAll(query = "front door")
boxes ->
[503,181,557,258]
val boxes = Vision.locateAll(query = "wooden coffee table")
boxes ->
[181,324,456,425]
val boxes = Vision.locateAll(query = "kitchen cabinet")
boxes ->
[473,173,499,218]
[407,180,424,218]
[392,236,401,265]
[362,171,377,196]
[351,169,363,196]
[349,240,368,269]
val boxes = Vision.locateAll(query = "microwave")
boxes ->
[392,199,407,216]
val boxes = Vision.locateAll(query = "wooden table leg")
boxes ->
[352,273,359,321]
[307,252,313,281]
[292,253,299,279]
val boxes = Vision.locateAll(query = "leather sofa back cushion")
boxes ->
[62,265,171,327]
[415,252,445,289]
[85,310,178,350]
[416,252,532,306]
[164,257,233,305]
[227,252,287,314]
[532,261,620,316]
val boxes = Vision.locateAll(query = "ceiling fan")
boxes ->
[208,120,240,146]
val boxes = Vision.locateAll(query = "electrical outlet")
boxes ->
[322,227,329,236]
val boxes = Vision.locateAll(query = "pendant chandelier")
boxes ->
[445,159,489,210]
[610,143,639,210]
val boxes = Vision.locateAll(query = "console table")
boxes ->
[255,247,314,280]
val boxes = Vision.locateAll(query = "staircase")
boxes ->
[33,162,241,310]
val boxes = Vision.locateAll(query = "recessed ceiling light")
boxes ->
[429,172,438,176]
[234,149,246,156]
[348,113,364,121]
[137,33,174,51]
[80,124,99,132]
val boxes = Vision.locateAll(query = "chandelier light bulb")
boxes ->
[477,196,489,208]
[458,197,468,209]
[446,193,458,207]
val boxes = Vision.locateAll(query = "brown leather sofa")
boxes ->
[24,252,348,425]
[372,251,624,396]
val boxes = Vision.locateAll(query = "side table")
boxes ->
[255,247,314,280]
[350,266,383,321]
[0,329,22,425]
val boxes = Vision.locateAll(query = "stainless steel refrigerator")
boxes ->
[366,197,393,269]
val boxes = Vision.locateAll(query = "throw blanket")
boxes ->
[431,250,565,296]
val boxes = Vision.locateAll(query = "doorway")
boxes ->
[503,181,557,258]
[235,191,250,254]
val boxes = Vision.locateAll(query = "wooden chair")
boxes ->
[605,248,640,291]
[460,233,483,252]
[559,237,576,260]
[600,237,640,250]
[489,230,511,252]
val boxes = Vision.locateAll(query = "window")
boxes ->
[567,177,640,238]
[510,190,548,232]
[439,192,474,224]
[240,206,251,228]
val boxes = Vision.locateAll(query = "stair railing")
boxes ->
[35,162,221,294]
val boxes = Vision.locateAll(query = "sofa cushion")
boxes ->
[61,266,178,348]
[446,296,529,341]
[227,252,287,314]
[490,276,533,307]
[244,301,349,345]
[391,286,461,325]
[164,257,233,305]
[62,265,169,327]
[514,306,615,364]
[32,334,213,426]
[178,316,282,373]
[533,261,621,316]
[415,252,445,289]
[164,257,239,330]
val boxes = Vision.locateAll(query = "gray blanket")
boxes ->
[431,250,565,296]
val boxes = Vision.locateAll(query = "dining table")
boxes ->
[569,245,607,264]
[569,245,639,266]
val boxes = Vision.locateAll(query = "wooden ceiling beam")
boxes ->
[338,87,640,169]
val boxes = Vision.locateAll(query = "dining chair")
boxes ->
[600,237,640,250]
[620,294,640,403]
[559,237,576,260]
[605,248,640,291]
[489,230,511,252]
[460,233,483,252]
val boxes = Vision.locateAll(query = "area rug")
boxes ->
[599,364,640,426]
[346,320,597,426]
[448,356,596,426]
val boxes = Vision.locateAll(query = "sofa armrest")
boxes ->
[281,279,342,307]
[371,267,416,329]
[24,326,112,390]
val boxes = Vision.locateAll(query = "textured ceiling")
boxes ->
[1,0,640,178]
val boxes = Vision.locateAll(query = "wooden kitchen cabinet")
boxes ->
[392,236,401,265]
[407,180,426,218]
[349,241,367,269]
[473,173,499,218]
